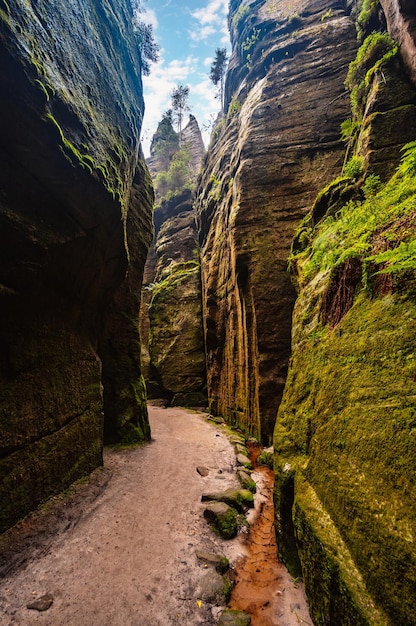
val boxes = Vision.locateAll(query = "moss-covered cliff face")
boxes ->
[141,117,206,406]
[195,0,358,443]
[273,2,416,623]
[0,0,153,531]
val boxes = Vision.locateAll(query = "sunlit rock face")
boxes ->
[272,1,416,624]
[180,114,206,175]
[0,0,153,531]
[195,0,357,443]
[141,117,206,405]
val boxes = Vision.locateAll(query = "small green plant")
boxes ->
[367,240,416,277]
[228,96,242,118]
[399,141,416,176]
[232,4,249,29]
[209,174,221,201]
[346,32,398,119]
[345,32,398,90]
[321,8,332,21]
[210,116,225,144]
[340,118,360,143]
[343,155,365,180]
[222,575,233,602]
[242,27,261,66]
[257,450,274,468]
[362,173,381,198]
[357,0,379,38]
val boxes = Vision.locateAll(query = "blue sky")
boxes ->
[140,0,230,156]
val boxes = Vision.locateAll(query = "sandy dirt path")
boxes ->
[0,405,312,626]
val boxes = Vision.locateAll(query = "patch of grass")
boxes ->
[293,147,416,285]
[343,155,365,180]
[346,32,398,119]
[228,96,242,118]
[257,450,273,468]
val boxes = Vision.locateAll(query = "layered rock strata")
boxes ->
[195,0,358,443]
[141,117,206,405]
[0,0,153,531]
[273,2,416,623]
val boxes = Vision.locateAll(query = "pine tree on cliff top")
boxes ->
[209,47,228,111]
[171,84,190,142]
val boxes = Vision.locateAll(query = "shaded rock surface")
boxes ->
[381,0,416,84]
[0,0,153,531]
[141,118,206,403]
[195,0,358,444]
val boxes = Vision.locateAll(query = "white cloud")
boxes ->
[141,55,198,156]
[140,7,159,30]
[190,24,216,41]
[190,0,228,42]
[192,0,228,25]
[139,0,230,158]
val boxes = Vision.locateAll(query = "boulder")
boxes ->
[237,469,256,493]
[197,571,228,604]
[201,488,254,512]
[218,609,251,626]
[203,502,239,539]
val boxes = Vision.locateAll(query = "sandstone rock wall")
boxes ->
[380,0,416,84]
[141,117,206,405]
[273,1,416,623]
[141,190,206,404]
[180,114,206,175]
[195,0,358,443]
[0,0,153,531]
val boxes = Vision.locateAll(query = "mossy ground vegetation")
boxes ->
[345,32,398,121]
[292,143,416,291]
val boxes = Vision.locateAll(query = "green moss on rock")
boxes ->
[274,141,416,624]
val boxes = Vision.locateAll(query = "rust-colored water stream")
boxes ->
[229,445,312,626]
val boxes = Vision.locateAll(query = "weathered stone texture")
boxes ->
[141,116,206,404]
[180,114,206,176]
[381,0,416,84]
[141,190,206,403]
[196,0,358,443]
[0,0,153,531]
[272,2,416,624]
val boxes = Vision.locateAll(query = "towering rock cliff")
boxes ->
[195,0,358,443]
[0,0,153,532]
[272,1,416,624]
[141,115,206,405]
[193,0,416,621]
[180,114,206,174]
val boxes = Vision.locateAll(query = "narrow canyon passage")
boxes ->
[1,406,310,626]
